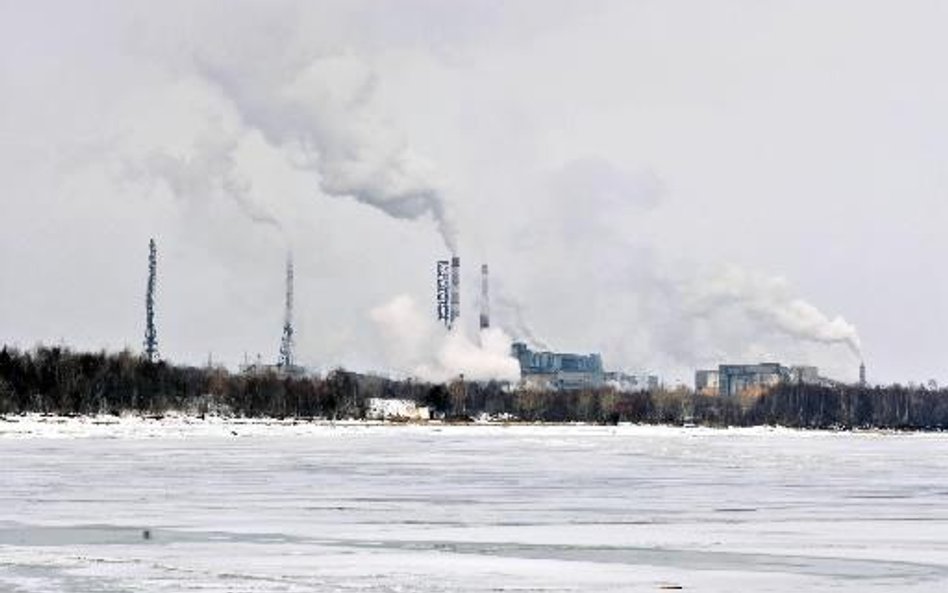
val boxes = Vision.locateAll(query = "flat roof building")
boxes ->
[696,363,827,397]
[512,342,604,390]
[695,369,720,396]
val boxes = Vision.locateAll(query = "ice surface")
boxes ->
[2,416,948,591]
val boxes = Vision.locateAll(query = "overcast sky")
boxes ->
[2,1,946,385]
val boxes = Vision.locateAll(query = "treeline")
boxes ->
[2,346,948,430]
[0,346,395,419]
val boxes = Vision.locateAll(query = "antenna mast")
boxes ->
[143,238,159,362]
[278,254,295,368]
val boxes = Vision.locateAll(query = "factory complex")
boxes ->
[695,362,866,398]
[141,239,862,398]
[511,342,659,392]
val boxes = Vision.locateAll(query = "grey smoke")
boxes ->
[221,171,284,233]
[195,53,458,253]
[137,133,284,235]
[683,265,863,359]
[493,292,550,351]
[550,157,665,212]
[505,155,863,377]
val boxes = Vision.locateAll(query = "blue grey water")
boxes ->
[2,421,947,592]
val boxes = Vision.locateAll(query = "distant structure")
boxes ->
[604,371,660,392]
[449,256,461,329]
[436,260,450,327]
[720,364,784,398]
[479,264,490,330]
[436,256,462,329]
[242,255,305,378]
[789,365,820,384]
[695,369,720,396]
[277,254,295,369]
[859,362,867,387]
[365,398,431,421]
[695,363,827,397]
[143,238,159,363]
[510,342,659,392]
[512,342,604,390]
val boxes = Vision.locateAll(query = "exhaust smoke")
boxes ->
[198,54,458,253]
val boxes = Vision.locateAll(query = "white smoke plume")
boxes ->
[492,293,551,351]
[370,295,520,383]
[197,54,458,253]
[686,265,863,359]
[135,132,284,235]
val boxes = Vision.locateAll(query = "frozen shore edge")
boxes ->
[1,413,944,439]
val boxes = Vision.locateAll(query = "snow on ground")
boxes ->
[2,416,948,591]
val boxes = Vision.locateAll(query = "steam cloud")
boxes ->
[688,265,862,359]
[198,54,458,253]
[370,295,520,383]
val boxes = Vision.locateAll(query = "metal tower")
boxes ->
[143,238,159,362]
[436,260,450,327]
[278,254,295,368]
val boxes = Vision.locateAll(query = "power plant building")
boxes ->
[696,363,825,397]
[695,369,720,396]
[512,342,604,390]
[718,363,786,398]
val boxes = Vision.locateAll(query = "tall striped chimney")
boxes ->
[479,264,490,330]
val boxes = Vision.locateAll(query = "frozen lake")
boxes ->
[2,417,948,592]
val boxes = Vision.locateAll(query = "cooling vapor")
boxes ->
[370,295,519,383]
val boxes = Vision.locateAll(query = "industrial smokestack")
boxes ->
[859,361,866,387]
[449,256,460,329]
[479,264,490,330]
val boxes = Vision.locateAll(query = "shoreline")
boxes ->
[1,413,944,439]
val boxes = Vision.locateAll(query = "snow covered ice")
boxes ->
[2,417,948,591]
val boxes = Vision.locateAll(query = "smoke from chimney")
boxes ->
[691,265,863,359]
[197,54,458,253]
[139,133,285,238]
[493,292,550,351]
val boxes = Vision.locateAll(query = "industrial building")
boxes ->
[512,342,604,390]
[695,369,720,396]
[718,363,787,398]
[433,258,659,391]
[695,363,826,398]
[511,342,660,391]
